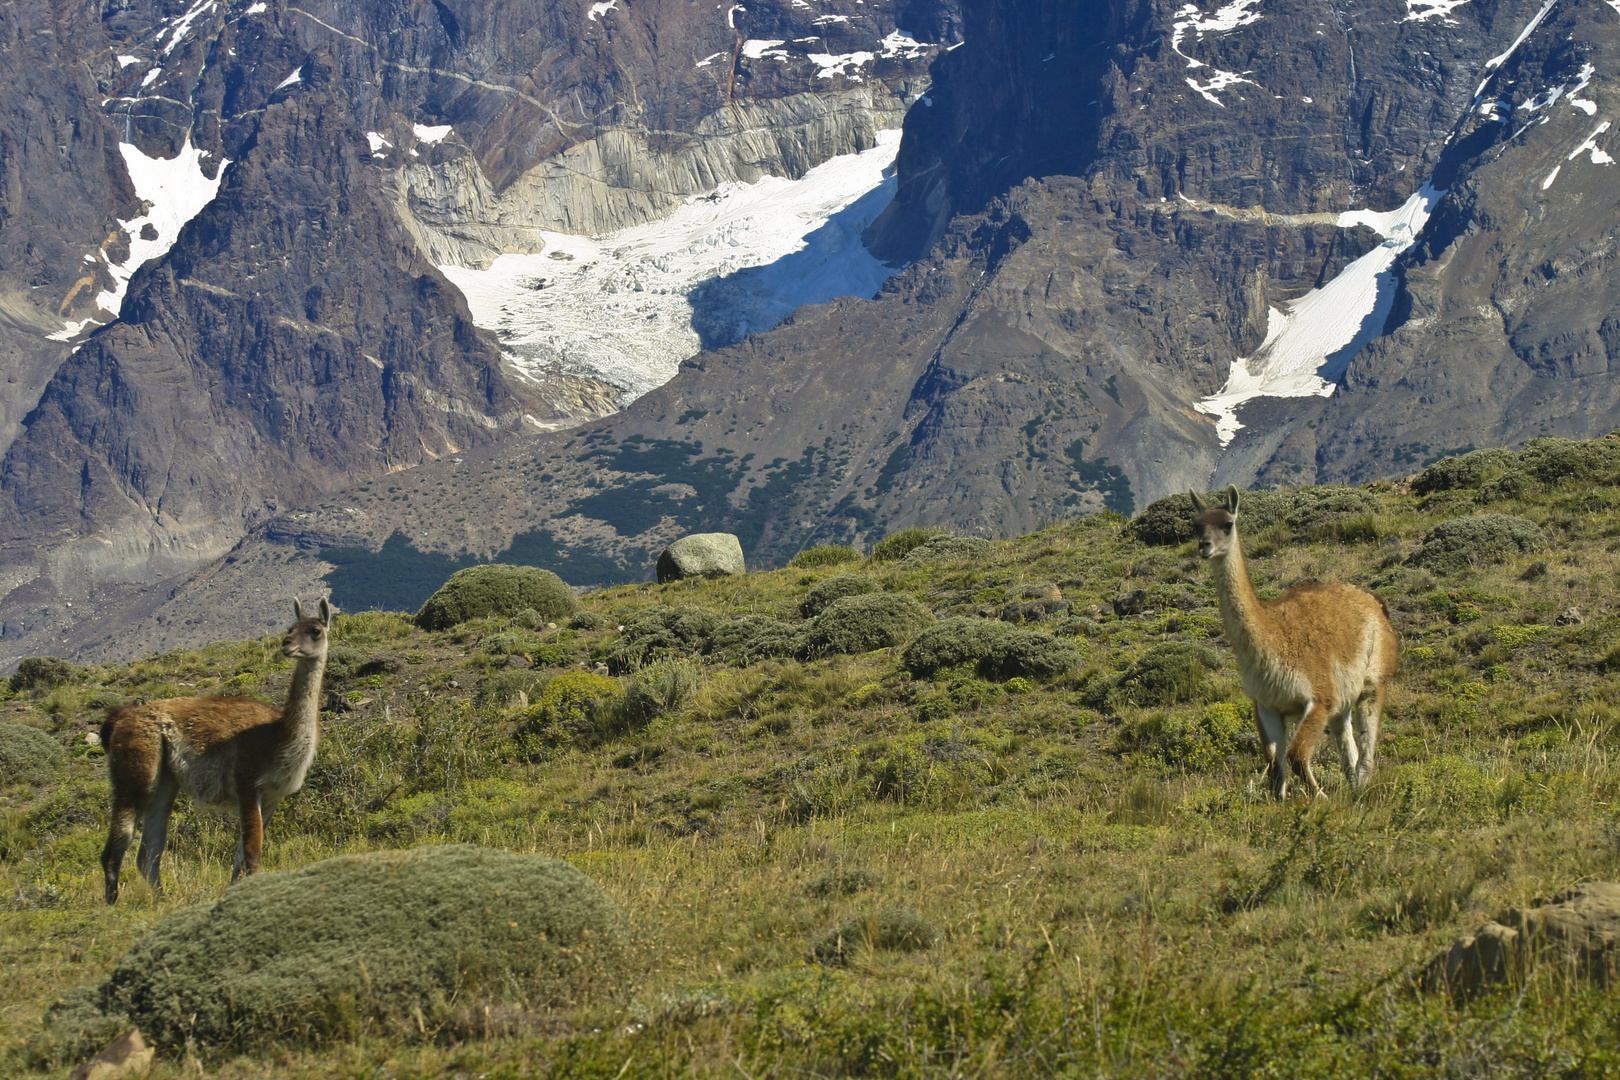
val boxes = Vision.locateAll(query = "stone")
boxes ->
[1557,606,1584,626]
[1426,883,1620,1000]
[656,533,746,583]
[68,1029,154,1080]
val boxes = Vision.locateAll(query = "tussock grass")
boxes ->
[9,438,1620,1075]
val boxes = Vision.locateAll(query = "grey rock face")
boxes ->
[656,533,746,583]
[1427,883,1620,1000]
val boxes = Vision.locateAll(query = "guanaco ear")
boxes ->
[293,598,307,622]
[1224,485,1242,515]
[319,597,333,626]
[1188,489,1208,513]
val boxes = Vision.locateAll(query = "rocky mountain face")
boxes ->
[0,0,951,661]
[5,0,1619,663]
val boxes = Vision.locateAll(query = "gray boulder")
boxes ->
[657,533,746,583]
[1427,882,1620,1000]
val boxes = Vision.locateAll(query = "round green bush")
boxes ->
[1412,448,1516,494]
[1408,514,1547,574]
[982,629,1085,682]
[1083,643,1220,713]
[474,669,552,710]
[870,526,951,562]
[608,605,723,672]
[621,659,698,727]
[415,565,576,630]
[901,618,1011,677]
[899,536,994,567]
[39,846,625,1055]
[811,908,938,965]
[0,724,65,786]
[798,594,934,657]
[520,671,626,749]
[799,574,878,618]
[789,544,860,569]
[705,615,799,665]
[1125,493,1211,545]
[1517,437,1620,487]
[568,611,605,631]
[9,656,81,694]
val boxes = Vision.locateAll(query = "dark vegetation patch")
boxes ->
[799,575,878,618]
[0,724,65,786]
[1408,515,1547,574]
[810,908,939,964]
[416,565,577,630]
[1083,643,1221,713]
[797,593,933,657]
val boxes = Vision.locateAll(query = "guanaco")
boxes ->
[1190,487,1399,798]
[100,599,331,903]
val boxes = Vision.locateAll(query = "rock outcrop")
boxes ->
[1428,883,1620,1000]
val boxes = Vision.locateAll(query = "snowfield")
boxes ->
[439,129,904,404]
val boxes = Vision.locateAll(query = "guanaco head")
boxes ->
[1188,485,1242,560]
[284,597,333,660]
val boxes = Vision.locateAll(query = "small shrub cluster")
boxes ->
[622,660,699,728]
[609,606,723,672]
[1412,448,1515,494]
[899,536,994,567]
[870,527,951,562]
[1407,514,1547,574]
[9,657,81,694]
[38,847,624,1056]
[519,672,626,752]
[474,669,552,710]
[789,544,860,569]
[812,909,938,964]
[1083,643,1221,713]
[903,619,1083,682]
[799,594,933,657]
[416,565,576,630]
[799,575,877,618]
[0,724,65,786]
[1121,701,1252,771]
[805,867,883,898]
[705,615,798,665]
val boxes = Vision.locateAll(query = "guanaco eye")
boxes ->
[1223,523,1232,533]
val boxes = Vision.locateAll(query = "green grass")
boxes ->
[7,439,1620,1075]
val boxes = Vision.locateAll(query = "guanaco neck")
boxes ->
[1209,532,1276,667]
[280,652,327,739]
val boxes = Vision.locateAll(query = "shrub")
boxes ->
[705,615,799,665]
[806,868,883,898]
[38,846,624,1056]
[1083,643,1220,713]
[1517,437,1620,487]
[1055,616,1102,638]
[330,611,414,644]
[568,611,605,631]
[982,630,1085,682]
[1122,701,1252,771]
[798,594,934,657]
[901,618,1010,677]
[799,575,878,618]
[1411,448,1515,494]
[1475,469,1536,503]
[608,605,723,672]
[519,671,626,751]
[10,657,80,694]
[789,544,860,569]
[899,536,994,567]
[1126,492,1212,546]
[415,565,576,630]
[474,669,552,710]
[0,724,65,786]
[622,660,698,727]
[1282,487,1384,539]
[812,909,938,964]
[1408,514,1547,574]
[870,527,950,562]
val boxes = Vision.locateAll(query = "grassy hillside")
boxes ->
[6,439,1620,1077]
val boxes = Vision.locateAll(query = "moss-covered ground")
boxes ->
[6,441,1620,1076]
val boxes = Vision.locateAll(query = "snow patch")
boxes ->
[1475,0,1558,100]
[141,67,163,87]
[809,51,875,80]
[51,140,230,338]
[695,51,726,67]
[1404,0,1472,23]
[274,68,302,90]
[1186,70,1254,106]
[117,54,139,68]
[438,130,904,404]
[742,39,788,59]
[161,0,216,57]
[588,0,618,20]
[1570,120,1615,165]
[366,131,392,153]
[413,123,452,145]
[881,29,928,58]
[1541,164,1561,188]
[246,1,267,12]
[813,14,850,24]
[726,4,745,29]
[1195,183,1443,445]
[1171,0,1263,68]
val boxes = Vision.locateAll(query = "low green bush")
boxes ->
[519,671,626,752]
[798,594,933,657]
[609,605,723,672]
[1083,643,1221,713]
[811,908,938,964]
[789,544,860,569]
[1121,701,1252,771]
[1518,437,1620,487]
[38,846,624,1056]
[870,527,951,562]
[705,615,799,665]
[9,656,81,694]
[799,575,878,618]
[900,536,994,567]
[0,724,65,786]
[622,660,699,727]
[568,611,605,630]
[1408,514,1547,574]
[982,629,1085,682]
[474,669,552,710]
[415,565,576,630]
[901,618,1009,677]
[805,867,883,898]
[1412,448,1515,494]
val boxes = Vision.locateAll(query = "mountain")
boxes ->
[3,0,1619,663]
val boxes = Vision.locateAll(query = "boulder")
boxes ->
[657,533,745,583]
[1427,882,1620,1000]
